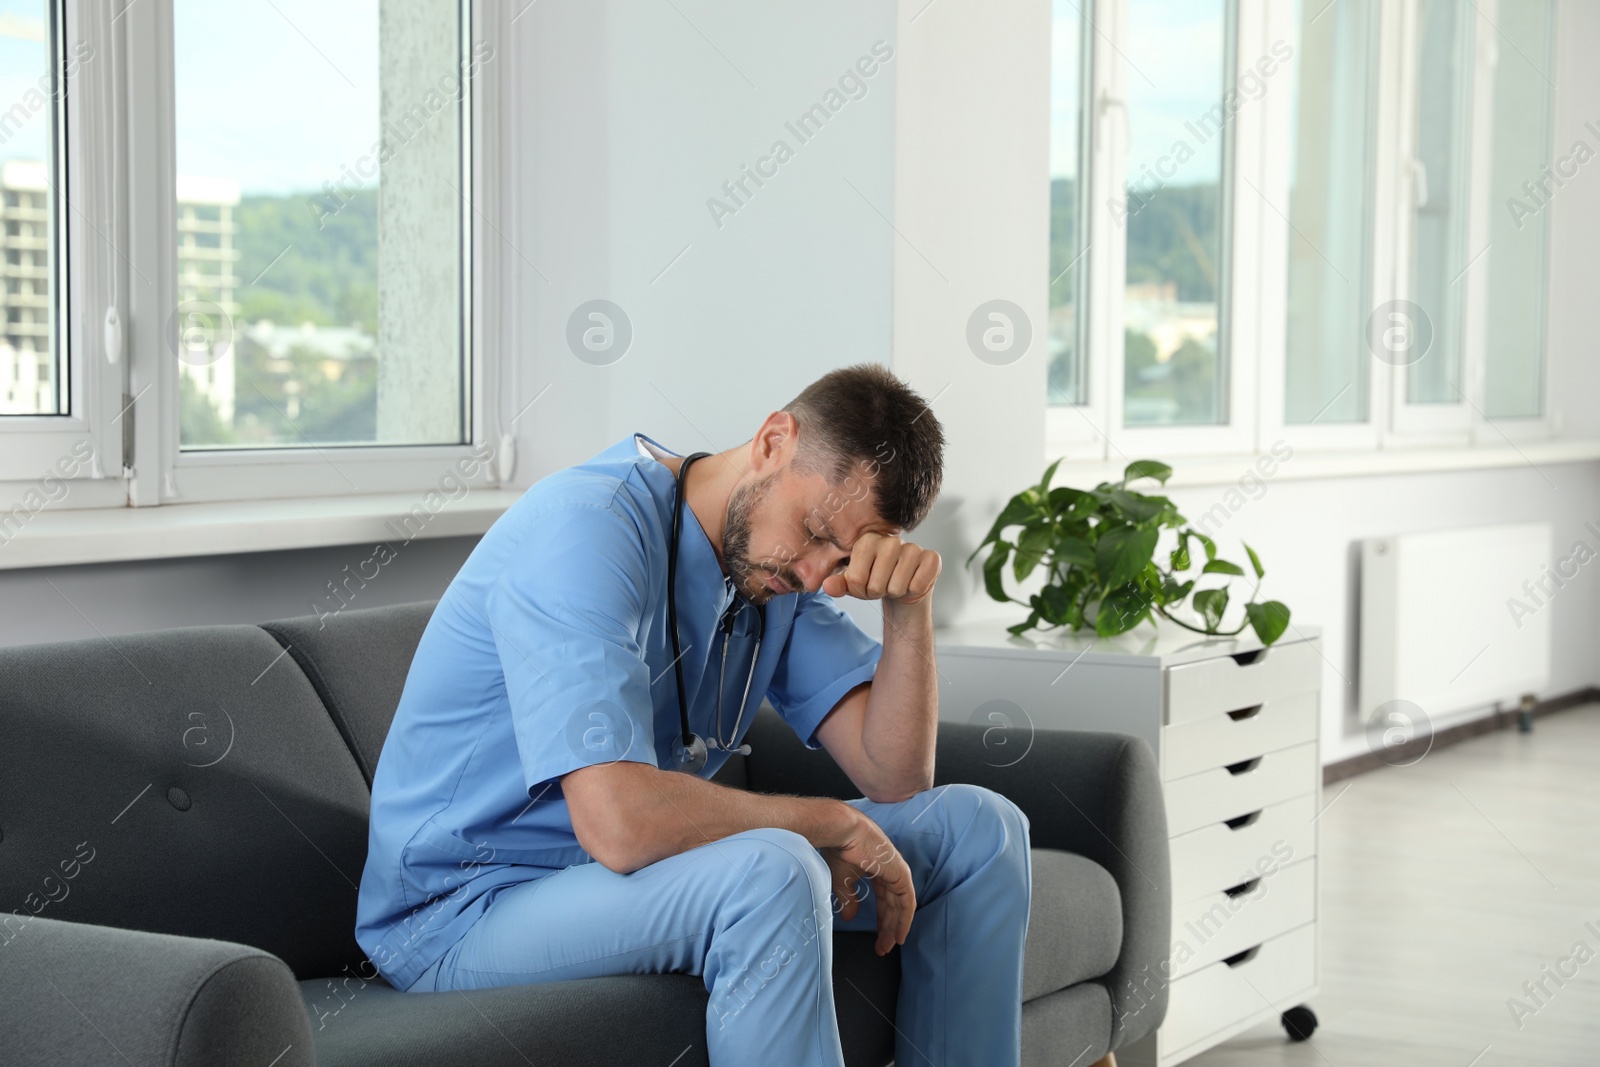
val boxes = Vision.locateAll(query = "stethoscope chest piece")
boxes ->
[671,733,709,775]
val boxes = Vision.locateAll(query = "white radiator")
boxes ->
[1358,522,1553,728]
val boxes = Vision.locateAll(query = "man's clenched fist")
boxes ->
[821,532,941,605]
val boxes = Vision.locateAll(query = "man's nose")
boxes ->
[793,551,843,593]
[791,557,824,593]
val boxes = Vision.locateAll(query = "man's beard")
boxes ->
[722,471,797,604]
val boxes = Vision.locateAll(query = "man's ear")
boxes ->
[750,411,799,475]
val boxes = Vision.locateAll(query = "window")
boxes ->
[1388,0,1557,438]
[1120,0,1231,428]
[1404,0,1474,408]
[1482,0,1556,420]
[1046,0,1562,462]
[1047,0,1259,457]
[0,0,65,418]
[1046,0,1086,407]
[0,0,502,504]
[172,0,468,452]
[1282,0,1377,426]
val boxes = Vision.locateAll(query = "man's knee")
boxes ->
[715,827,833,913]
[936,782,1031,852]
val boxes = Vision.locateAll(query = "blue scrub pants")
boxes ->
[405,782,1032,1067]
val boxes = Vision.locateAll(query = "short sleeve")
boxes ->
[764,592,882,750]
[483,501,660,795]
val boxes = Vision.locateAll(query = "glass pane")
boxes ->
[1284,0,1376,424]
[1483,0,1555,419]
[1406,0,1472,405]
[1122,0,1229,427]
[1047,0,1084,406]
[0,0,65,417]
[173,0,466,448]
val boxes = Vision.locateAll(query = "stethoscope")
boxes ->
[667,451,767,775]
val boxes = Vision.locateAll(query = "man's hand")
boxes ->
[818,810,916,956]
[821,532,941,605]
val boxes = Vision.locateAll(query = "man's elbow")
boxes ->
[575,822,643,874]
[563,766,646,874]
[862,772,936,805]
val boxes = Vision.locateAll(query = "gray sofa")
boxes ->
[0,599,1170,1066]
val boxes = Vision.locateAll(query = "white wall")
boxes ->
[503,0,900,486]
[887,0,1052,629]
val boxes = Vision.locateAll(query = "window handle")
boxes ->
[103,306,122,366]
[1097,90,1126,154]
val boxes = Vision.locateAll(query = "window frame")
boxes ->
[0,0,125,503]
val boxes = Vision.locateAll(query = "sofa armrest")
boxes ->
[743,708,1171,1050]
[1,914,315,1067]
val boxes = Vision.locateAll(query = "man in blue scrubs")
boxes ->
[355,364,1032,1066]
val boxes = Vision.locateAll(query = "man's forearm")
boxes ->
[859,596,939,799]
[590,763,856,874]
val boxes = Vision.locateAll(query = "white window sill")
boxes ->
[1040,439,1600,488]
[0,489,526,572]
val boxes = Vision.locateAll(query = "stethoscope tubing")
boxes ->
[668,451,765,769]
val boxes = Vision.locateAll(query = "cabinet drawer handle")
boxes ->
[1223,877,1261,898]
[1223,944,1262,968]
[1224,809,1263,830]
[1230,649,1267,666]
[1227,704,1264,722]
[1224,756,1263,775]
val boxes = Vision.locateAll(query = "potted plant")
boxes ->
[965,457,1292,644]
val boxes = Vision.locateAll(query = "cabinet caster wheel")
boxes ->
[1281,1005,1318,1041]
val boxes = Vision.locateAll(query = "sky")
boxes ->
[0,0,390,196]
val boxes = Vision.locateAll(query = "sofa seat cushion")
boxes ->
[301,930,899,1067]
[1025,849,1123,1001]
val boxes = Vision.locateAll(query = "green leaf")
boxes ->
[1006,609,1042,636]
[1192,586,1229,631]
[1201,558,1245,576]
[966,494,1038,565]
[1245,600,1291,645]
[1038,457,1064,497]
[1012,524,1055,582]
[1095,524,1159,589]
[1122,459,1173,485]
[1048,485,1098,520]
[1161,576,1195,603]
[1243,541,1266,580]
[1054,536,1096,570]
[1170,533,1191,572]
[1193,531,1218,563]
[1039,584,1072,625]
[1096,585,1151,636]
[982,541,1012,603]
[1107,488,1166,524]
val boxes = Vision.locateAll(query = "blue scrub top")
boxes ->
[355,432,884,992]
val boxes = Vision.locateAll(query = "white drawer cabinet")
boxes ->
[933,619,1324,1066]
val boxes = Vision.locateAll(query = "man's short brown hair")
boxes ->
[781,363,945,531]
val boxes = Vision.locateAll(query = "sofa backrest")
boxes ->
[261,598,750,790]
[0,624,372,980]
[260,601,437,788]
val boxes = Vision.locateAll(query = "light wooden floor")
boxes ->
[1183,703,1600,1066]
